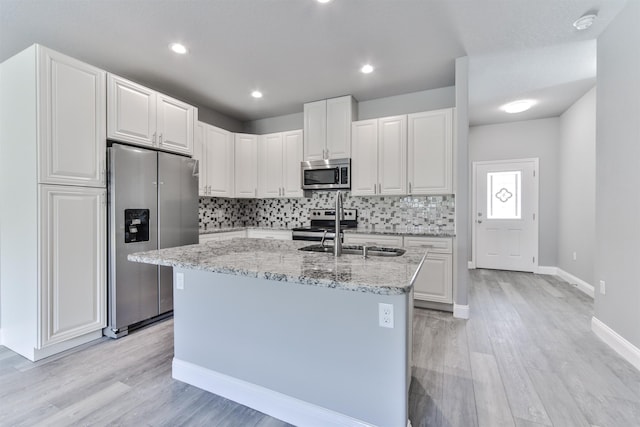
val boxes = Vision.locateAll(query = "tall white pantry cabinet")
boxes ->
[0,45,106,361]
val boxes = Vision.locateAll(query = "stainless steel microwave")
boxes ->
[301,158,351,190]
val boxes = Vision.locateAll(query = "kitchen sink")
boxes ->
[298,244,405,257]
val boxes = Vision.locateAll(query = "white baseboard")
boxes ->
[453,304,469,319]
[591,317,640,372]
[536,265,557,275]
[555,268,595,298]
[467,261,475,269]
[172,358,377,427]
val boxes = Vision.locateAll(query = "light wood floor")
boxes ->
[1,269,639,426]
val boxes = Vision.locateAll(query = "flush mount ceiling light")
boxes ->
[361,64,374,74]
[251,90,263,98]
[573,12,597,30]
[317,0,333,3]
[169,43,188,54]
[500,99,536,114]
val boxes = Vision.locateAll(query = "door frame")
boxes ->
[471,158,539,271]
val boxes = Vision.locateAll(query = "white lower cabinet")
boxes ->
[344,233,453,305]
[404,236,453,304]
[40,185,106,348]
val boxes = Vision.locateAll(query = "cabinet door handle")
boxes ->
[255,188,257,197]
[153,132,157,145]
[378,183,381,194]
[159,133,163,145]
[409,182,412,194]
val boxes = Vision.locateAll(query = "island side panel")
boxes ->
[173,268,410,427]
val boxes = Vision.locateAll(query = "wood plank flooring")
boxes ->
[1,269,639,426]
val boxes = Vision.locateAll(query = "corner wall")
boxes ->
[558,87,596,286]
[594,0,640,352]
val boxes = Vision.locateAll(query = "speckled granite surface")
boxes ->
[199,227,290,235]
[128,238,426,295]
[344,226,455,238]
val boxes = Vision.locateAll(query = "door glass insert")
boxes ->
[487,171,521,219]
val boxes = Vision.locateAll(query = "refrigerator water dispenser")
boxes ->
[124,209,149,243]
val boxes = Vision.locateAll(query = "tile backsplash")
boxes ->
[200,192,455,233]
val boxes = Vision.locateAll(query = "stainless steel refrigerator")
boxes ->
[105,143,198,338]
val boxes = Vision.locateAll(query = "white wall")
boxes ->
[594,0,640,350]
[455,57,470,308]
[469,118,560,267]
[558,87,596,286]
[241,86,456,135]
[197,105,244,133]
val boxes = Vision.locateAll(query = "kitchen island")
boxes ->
[129,238,427,427]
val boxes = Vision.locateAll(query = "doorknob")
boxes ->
[478,220,483,224]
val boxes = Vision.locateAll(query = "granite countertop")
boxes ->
[200,226,454,238]
[344,226,455,238]
[199,226,291,235]
[128,238,427,295]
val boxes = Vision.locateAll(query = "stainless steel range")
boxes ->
[292,209,357,242]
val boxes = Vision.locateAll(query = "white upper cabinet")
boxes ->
[378,115,407,195]
[351,115,407,196]
[258,130,303,199]
[156,94,194,155]
[38,47,106,187]
[235,133,258,198]
[303,95,356,161]
[351,119,378,196]
[259,132,284,198]
[107,74,195,156]
[282,130,304,198]
[107,75,156,147]
[194,122,206,195]
[407,108,453,195]
[303,100,326,161]
[206,124,235,197]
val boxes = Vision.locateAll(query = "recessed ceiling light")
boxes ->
[317,0,332,3]
[361,64,374,74]
[251,90,263,99]
[500,99,536,114]
[169,43,188,54]
[573,13,597,30]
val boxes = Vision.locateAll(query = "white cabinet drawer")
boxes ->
[403,237,452,253]
[343,233,403,248]
[200,230,247,242]
[246,229,292,240]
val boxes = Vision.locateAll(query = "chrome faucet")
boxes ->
[334,190,343,257]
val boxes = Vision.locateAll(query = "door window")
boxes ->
[487,171,521,219]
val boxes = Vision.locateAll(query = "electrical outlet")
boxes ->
[572,252,577,261]
[176,272,184,290]
[378,303,394,328]
[599,280,606,295]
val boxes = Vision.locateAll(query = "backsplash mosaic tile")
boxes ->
[200,192,455,233]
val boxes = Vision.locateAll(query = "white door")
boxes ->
[407,108,453,195]
[234,134,258,198]
[107,74,156,148]
[156,94,194,155]
[207,125,234,197]
[378,115,407,195]
[38,47,106,187]
[282,130,303,198]
[474,159,538,272]
[325,96,353,159]
[260,133,284,198]
[39,185,106,348]
[351,119,378,196]
[303,99,327,161]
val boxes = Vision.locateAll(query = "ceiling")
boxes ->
[0,0,627,125]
